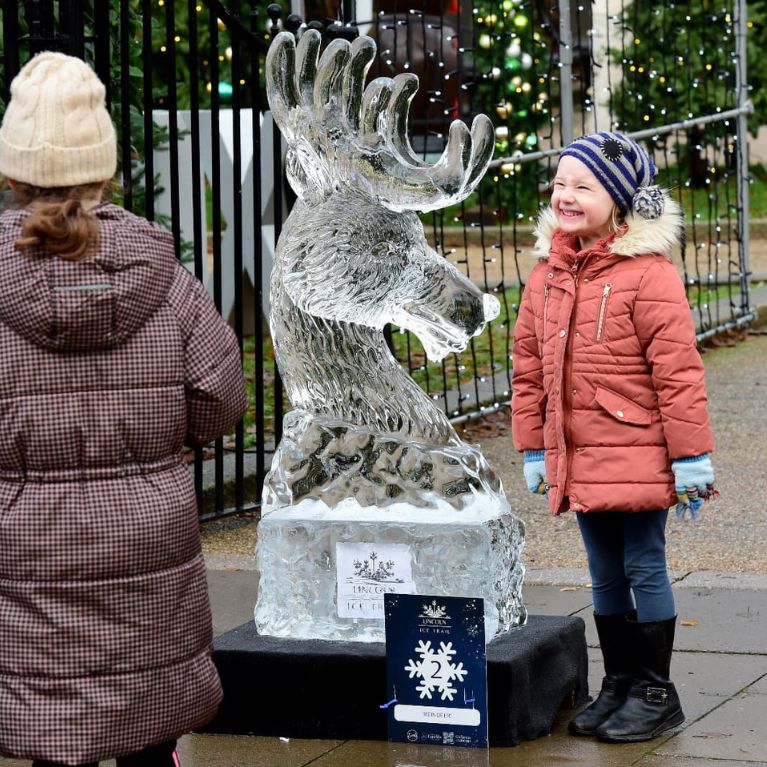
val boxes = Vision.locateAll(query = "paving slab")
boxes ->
[177,733,344,767]
[655,692,767,762]
[671,589,767,654]
[526,567,688,587]
[206,568,257,636]
[572,588,767,654]
[303,729,654,767]
[672,651,767,703]
[637,757,767,767]
[747,674,767,695]
[521,584,594,617]
[306,739,492,767]
[524,567,593,586]
[487,710,654,767]
[678,572,767,591]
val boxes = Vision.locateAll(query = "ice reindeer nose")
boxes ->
[449,290,486,336]
[469,293,500,337]
[483,293,500,322]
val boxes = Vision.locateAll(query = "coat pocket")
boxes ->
[594,386,652,426]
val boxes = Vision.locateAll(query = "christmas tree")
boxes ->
[470,0,553,221]
[610,0,767,188]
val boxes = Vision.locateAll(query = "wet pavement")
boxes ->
[198,566,767,766]
[4,566,763,767]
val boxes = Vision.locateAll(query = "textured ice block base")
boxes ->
[255,494,526,643]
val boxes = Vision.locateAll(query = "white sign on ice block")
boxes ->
[336,543,415,619]
[394,705,482,727]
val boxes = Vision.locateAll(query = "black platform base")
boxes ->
[201,615,589,747]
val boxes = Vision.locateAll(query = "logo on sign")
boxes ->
[418,600,452,634]
[385,594,489,748]
[350,551,406,584]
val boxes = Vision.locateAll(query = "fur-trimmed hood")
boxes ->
[531,194,683,260]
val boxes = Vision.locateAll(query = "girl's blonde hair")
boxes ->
[10,182,105,262]
[610,204,625,233]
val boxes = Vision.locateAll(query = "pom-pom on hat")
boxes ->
[0,51,117,188]
[560,131,664,219]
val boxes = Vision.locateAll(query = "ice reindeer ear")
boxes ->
[266,30,495,212]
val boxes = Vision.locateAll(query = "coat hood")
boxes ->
[0,203,176,351]
[531,194,684,261]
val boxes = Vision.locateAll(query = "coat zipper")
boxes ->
[596,283,613,342]
[543,284,550,339]
[562,265,580,505]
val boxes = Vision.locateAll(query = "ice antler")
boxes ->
[266,30,494,212]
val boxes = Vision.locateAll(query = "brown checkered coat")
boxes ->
[0,203,248,763]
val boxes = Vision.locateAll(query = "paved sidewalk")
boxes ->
[4,566,763,767]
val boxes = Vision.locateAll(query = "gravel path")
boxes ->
[202,333,767,574]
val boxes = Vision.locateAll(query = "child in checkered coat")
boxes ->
[0,54,247,766]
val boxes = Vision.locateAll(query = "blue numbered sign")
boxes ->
[384,593,488,748]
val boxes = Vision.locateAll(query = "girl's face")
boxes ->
[552,156,617,251]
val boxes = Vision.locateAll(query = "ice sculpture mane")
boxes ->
[264,30,503,511]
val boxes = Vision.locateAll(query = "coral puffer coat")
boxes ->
[0,204,247,763]
[512,202,714,516]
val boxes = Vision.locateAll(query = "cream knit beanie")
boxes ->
[0,51,117,188]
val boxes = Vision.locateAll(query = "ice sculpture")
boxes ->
[255,29,526,642]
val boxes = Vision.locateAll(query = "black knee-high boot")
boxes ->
[568,611,635,736]
[596,615,685,743]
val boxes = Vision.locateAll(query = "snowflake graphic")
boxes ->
[403,640,468,701]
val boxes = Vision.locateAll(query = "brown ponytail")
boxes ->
[11,182,105,261]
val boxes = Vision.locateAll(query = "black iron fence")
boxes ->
[0,0,755,520]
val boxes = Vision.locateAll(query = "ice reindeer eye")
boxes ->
[371,241,394,260]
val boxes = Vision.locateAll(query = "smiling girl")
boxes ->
[511,132,716,743]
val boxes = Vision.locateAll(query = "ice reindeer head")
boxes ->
[264,30,504,509]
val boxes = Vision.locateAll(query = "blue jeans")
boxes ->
[576,509,675,622]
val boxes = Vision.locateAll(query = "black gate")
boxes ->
[0,0,754,521]
[0,0,289,521]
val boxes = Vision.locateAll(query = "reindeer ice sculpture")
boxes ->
[255,30,526,642]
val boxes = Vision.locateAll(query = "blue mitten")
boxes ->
[672,454,716,520]
[523,450,547,495]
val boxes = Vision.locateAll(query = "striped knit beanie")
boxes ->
[560,132,665,219]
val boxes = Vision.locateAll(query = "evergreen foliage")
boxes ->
[469,0,553,221]
[610,0,766,186]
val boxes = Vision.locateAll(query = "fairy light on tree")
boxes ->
[611,1,767,188]
[148,1,271,110]
[471,0,551,220]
